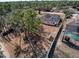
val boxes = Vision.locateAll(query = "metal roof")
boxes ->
[42,14,61,26]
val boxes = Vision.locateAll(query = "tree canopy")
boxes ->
[10,8,42,34]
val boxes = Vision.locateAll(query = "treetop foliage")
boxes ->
[0,1,79,32]
[10,8,42,34]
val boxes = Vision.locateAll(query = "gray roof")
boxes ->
[41,14,61,26]
[65,20,79,33]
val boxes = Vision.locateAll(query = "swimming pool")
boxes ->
[65,32,79,41]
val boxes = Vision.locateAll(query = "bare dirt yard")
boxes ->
[0,24,59,58]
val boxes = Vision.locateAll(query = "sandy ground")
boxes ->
[0,24,59,58]
[41,24,59,38]
[54,40,79,58]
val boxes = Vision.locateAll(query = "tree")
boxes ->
[20,9,42,57]
[0,16,5,33]
[23,9,42,33]
[10,8,42,57]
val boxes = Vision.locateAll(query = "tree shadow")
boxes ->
[63,40,79,51]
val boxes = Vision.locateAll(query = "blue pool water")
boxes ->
[66,32,79,41]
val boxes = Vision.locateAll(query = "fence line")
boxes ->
[46,23,63,58]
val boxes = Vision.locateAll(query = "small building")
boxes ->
[41,14,62,26]
[64,14,79,42]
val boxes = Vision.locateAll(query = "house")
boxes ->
[41,14,62,26]
[64,14,79,42]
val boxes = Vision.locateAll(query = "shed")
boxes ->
[41,14,61,26]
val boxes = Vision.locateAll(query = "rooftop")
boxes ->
[41,14,61,26]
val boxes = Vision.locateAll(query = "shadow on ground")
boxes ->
[63,40,79,51]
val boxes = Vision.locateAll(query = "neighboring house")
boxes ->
[64,15,79,42]
[65,20,77,33]
[41,14,62,26]
[65,14,79,33]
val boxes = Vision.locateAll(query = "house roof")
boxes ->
[65,20,79,34]
[41,14,61,26]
